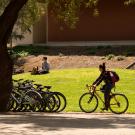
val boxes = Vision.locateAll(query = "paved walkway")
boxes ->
[0,112,135,135]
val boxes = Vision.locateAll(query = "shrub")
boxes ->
[96,46,104,50]
[106,54,115,60]
[104,45,112,49]
[88,50,96,55]
[116,56,125,61]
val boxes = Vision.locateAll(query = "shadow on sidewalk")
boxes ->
[0,113,134,131]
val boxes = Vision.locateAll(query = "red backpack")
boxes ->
[108,71,120,84]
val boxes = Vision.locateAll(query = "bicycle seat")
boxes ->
[34,84,42,87]
[13,79,23,82]
[44,86,52,89]
[24,80,34,83]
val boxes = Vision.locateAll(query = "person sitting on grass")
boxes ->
[39,56,50,74]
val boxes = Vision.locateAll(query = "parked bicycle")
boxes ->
[7,79,67,112]
[7,79,42,112]
[34,84,67,112]
[79,84,129,114]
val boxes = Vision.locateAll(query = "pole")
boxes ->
[45,0,48,45]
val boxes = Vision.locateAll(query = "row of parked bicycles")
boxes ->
[7,79,67,112]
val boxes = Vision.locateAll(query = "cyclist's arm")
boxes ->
[93,73,104,86]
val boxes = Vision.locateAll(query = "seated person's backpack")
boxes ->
[108,71,119,84]
[31,67,39,75]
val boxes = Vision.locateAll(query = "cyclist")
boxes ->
[92,63,114,111]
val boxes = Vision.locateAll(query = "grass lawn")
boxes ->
[13,68,135,113]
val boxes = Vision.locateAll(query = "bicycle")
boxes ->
[79,84,129,114]
[8,79,67,112]
[7,79,42,112]
[34,84,67,112]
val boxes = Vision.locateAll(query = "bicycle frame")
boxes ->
[87,84,122,106]
[86,84,115,106]
[94,90,105,104]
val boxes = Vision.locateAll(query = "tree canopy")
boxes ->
[0,0,99,31]
[0,0,46,34]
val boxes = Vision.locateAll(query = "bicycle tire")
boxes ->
[7,95,17,111]
[53,92,67,112]
[41,92,56,112]
[22,90,42,112]
[10,92,22,112]
[50,93,61,112]
[79,92,98,113]
[109,93,129,114]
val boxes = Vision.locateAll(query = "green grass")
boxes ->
[13,68,135,113]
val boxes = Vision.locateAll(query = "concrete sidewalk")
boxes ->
[0,112,135,135]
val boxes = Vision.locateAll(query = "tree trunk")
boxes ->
[0,45,13,111]
[0,0,28,111]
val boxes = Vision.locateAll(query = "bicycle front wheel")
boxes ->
[109,93,129,114]
[79,92,98,113]
[23,90,42,112]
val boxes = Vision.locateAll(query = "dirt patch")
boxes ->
[13,46,135,72]
[17,55,135,72]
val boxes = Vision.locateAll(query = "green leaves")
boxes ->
[1,0,134,33]
[86,0,98,8]
[0,0,9,15]
[124,0,135,5]
[15,0,46,33]
[0,0,100,31]
[48,0,100,28]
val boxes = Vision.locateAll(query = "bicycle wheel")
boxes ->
[10,92,22,112]
[53,92,67,112]
[79,92,98,113]
[109,93,129,114]
[50,93,61,112]
[23,90,42,112]
[7,94,17,111]
[41,92,56,112]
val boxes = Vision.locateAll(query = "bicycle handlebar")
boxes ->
[86,84,96,92]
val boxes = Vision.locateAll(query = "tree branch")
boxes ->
[0,0,28,44]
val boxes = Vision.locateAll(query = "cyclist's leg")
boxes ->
[100,85,106,93]
[104,83,113,110]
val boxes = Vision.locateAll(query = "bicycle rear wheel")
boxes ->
[41,92,56,112]
[50,93,61,112]
[79,92,98,113]
[109,93,129,114]
[53,92,67,112]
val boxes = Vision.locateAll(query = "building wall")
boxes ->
[13,28,33,45]
[33,0,135,43]
[33,15,47,44]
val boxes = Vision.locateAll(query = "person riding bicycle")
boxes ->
[92,63,115,111]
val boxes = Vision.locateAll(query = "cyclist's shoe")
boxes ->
[101,107,108,111]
